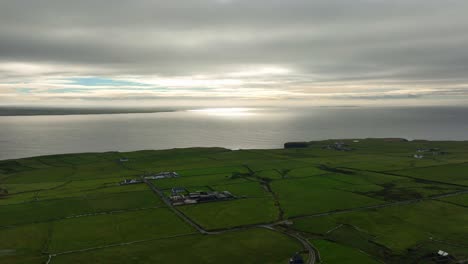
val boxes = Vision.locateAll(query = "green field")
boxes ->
[1,139,467,263]
[311,239,379,264]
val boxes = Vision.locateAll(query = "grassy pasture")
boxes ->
[439,193,468,206]
[393,163,468,186]
[152,173,247,189]
[0,190,161,227]
[0,223,50,264]
[2,167,75,184]
[272,176,383,217]
[52,228,302,264]
[179,198,278,230]
[1,140,467,263]
[311,239,379,264]
[213,181,270,197]
[293,200,468,261]
[35,179,148,200]
[47,208,194,253]
[2,181,66,194]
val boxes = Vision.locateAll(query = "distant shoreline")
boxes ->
[2,138,467,162]
[0,107,178,116]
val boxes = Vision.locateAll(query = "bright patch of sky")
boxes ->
[70,77,149,87]
[1,1,468,106]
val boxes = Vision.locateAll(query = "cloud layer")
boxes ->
[1,0,468,106]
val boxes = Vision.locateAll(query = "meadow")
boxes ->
[1,139,467,263]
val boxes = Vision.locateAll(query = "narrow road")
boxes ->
[142,178,210,234]
[262,225,316,264]
[143,178,318,263]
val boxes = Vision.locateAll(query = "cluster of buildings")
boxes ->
[323,142,353,151]
[169,187,235,206]
[413,148,445,159]
[119,171,179,185]
[144,171,179,180]
[120,178,142,185]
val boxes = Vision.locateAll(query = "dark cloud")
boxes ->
[1,0,468,104]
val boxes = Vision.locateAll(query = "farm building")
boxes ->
[324,142,352,151]
[169,189,235,206]
[120,179,142,185]
[171,187,187,195]
[144,172,179,180]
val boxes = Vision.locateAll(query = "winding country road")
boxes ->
[144,178,468,264]
[143,178,317,263]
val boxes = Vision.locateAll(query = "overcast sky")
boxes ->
[1,0,468,107]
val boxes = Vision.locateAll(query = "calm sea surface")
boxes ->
[1,107,467,160]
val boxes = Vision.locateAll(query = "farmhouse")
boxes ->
[413,154,424,159]
[324,142,352,151]
[172,187,187,195]
[169,189,235,205]
[120,179,142,185]
[119,158,129,162]
[144,171,179,180]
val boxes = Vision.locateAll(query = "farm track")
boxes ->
[144,174,468,264]
[347,167,468,188]
[280,189,468,223]
[0,206,164,229]
[45,232,198,263]
[41,183,468,264]
[144,178,317,263]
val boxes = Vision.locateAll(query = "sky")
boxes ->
[1,0,468,107]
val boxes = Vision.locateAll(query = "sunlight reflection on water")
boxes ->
[188,108,259,117]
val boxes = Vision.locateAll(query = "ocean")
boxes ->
[1,106,467,160]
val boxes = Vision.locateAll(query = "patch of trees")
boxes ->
[284,142,309,149]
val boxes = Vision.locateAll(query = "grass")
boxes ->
[293,200,468,261]
[1,139,468,263]
[311,239,380,264]
[52,228,302,264]
[0,190,162,227]
[272,176,383,217]
[393,163,468,186]
[179,198,278,230]
[47,208,194,253]
[0,223,50,264]
[439,193,468,206]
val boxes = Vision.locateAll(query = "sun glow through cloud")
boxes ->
[2,1,468,107]
[189,108,257,117]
